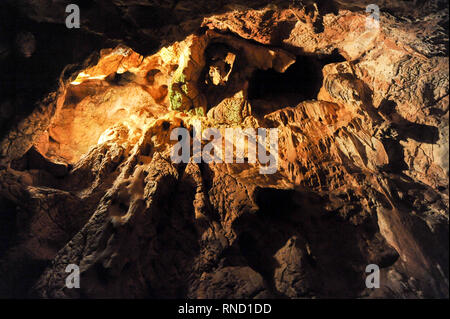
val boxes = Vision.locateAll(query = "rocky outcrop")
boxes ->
[0,0,448,298]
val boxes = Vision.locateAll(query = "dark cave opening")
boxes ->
[248,55,322,101]
[248,50,345,115]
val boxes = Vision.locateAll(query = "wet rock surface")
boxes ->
[0,0,448,298]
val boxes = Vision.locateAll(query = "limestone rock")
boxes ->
[0,0,448,299]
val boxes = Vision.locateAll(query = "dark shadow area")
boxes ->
[378,99,440,173]
[0,197,50,298]
[379,99,440,144]
[248,55,322,101]
[221,187,398,298]
[380,138,409,172]
[248,50,345,116]
[0,251,49,298]
[0,197,17,258]
[0,2,112,142]
[10,147,68,178]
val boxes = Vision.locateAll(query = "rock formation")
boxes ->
[0,0,448,298]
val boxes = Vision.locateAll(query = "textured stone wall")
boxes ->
[0,0,448,298]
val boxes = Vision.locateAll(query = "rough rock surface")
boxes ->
[0,0,448,298]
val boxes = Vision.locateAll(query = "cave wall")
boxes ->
[0,0,448,298]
